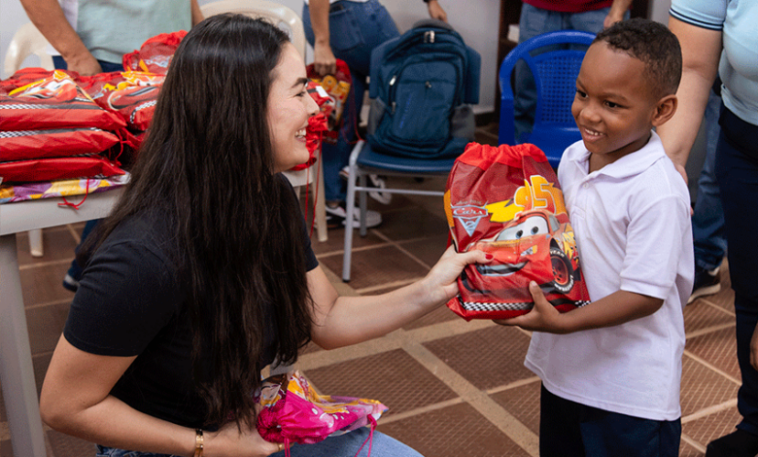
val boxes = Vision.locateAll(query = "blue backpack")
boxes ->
[367,20,481,159]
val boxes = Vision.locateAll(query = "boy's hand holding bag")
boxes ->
[445,143,591,320]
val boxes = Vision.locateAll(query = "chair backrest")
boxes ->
[4,22,55,76]
[200,0,306,59]
[498,30,595,167]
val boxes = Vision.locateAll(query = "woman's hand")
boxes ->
[420,245,491,305]
[427,0,448,22]
[205,421,281,457]
[494,281,565,333]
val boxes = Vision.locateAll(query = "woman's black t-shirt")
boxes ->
[63,180,318,429]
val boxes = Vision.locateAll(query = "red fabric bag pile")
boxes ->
[0,70,126,185]
[444,142,591,320]
[306,59,351,145]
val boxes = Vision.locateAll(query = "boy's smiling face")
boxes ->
[572,41,664,169]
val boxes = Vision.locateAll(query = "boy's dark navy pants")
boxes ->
[539,385,681,457]
[715,105,758,438]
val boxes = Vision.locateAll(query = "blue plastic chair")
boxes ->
[499,30,596,168]
[341,141,457,282]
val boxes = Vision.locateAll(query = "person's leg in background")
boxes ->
[689,87,726,303]
[708,110,758,457]
[53,56,123,291]
[302,0,398,228]
[512,4,565,143]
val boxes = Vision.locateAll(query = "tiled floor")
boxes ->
[0,124,744,456]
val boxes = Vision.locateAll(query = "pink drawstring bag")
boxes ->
[256,370,387,456]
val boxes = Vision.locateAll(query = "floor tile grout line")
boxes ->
[401,340,539,456]
[370,229,432,271]
[681,432,706,453]
[485,376,541,395]
[294,318,497,371]
[377,398,465,425]
[315,240,394,259]
[681,399,738,424]
[66,224,82,244]
[24,297,73,311]
[19,258,73,271]
[683,351,742,386]
[701,299,736,317]
[685,323,736,340]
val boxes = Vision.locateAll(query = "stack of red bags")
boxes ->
[0,69,127,186]
[0,31,186,204]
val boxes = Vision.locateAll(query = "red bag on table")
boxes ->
[0,71,126,132]
[123,31,187,74]
[0,155,125,184]
[0,128,120,162]
[444,143,591,320]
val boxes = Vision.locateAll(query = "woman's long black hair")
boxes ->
[80,14,314,428]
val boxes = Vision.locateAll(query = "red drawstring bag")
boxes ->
[306,59,351,145]
[257,370,386,456]
[444,142,591,320]
[0,71,126,132]
[0,128,120,162]
[0,155,125,184]
[123,30,187,74]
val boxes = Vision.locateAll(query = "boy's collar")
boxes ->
[572,130,666,179]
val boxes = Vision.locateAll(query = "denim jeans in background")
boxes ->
[302,0,399,202]
[513,4,617,142]
[95,428,424,457]
[691,90,727,271]
[714,106,758,436]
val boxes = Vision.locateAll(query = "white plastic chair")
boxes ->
[202,0,327,242]
[4,22,55,257]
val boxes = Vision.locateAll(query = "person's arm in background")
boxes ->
[603,0,633,28]
[190,0,204,27]
[308,0,337,76]
[19,0,101,75]
[657,17,722,171]
[427,0,448,22]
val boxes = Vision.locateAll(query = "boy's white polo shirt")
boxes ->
[525,131,694,421]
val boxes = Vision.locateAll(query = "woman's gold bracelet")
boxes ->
[193,429,204,457]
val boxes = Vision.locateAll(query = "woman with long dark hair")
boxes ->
[39,13,488,457]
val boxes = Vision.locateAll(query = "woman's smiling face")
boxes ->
[267,43,319,173]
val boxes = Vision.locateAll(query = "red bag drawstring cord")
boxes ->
[58,177,91,210]
[284,438,291,457]
[352,415,377,457]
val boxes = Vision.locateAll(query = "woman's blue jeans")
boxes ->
[692,90,727,271]
[95,428,423,457]
[302,0,399,202]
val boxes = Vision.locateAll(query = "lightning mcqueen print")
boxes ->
[444,143,591,320]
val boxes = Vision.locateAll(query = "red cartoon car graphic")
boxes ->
[460,209,584,310]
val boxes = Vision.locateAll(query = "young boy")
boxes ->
[498,19,694,457]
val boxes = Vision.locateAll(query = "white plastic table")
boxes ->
[0,188,122,457]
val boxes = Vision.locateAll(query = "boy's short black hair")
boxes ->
[594,18,682,99]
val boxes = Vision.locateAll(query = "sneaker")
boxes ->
[688,266,721,304]
[339,167,392,205]
[706,430,758,457]
[325,203,382,229]
[62,273,80,292]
